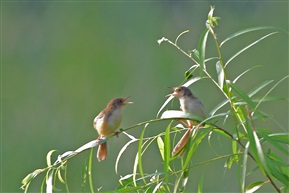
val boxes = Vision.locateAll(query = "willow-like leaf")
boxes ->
[198,29,210,73]
[46,150,57,167]
[225,32,277,67]
[216,60,224,89]
[233,65,261,84]
[245,181,266,193]
[254,75,289,113]
[88,148,94,193]
[164,122,172,183]
[183,129,210,169]
[46,169,54,193]
[115,136,138,174]
[220,26,283,47]
[138,128,147,184]
[248,80,274,97]
[227,80,256,110]
[175,30,190,46]
[241,142,250,193]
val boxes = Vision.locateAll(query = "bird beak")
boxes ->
[166,87,176,97]
[124,96,134,104]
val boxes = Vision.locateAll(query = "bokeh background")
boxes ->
[2,1,288,193]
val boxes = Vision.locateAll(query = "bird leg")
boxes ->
[114,131,120,138]
[178,119,193,129]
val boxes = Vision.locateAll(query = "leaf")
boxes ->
[227,80,256,110]
[198,29,210,74]
[220,26,284,47]
[225,32,278,67]
[88,148,95,193]
[157,136,165,161]
[259,132,289,156]
[216,60,224,89]
[161,110,204,122]
[115,137,138,174]
[138,128,146,184]
[248,80,274,97]
[233,65,261,84]
[241,142,250,193]
[183,128,210,169]
[164,122,172,183]
[245,181,266,193]
[175,30,190,45]
[254,75,289,112]
[75,140,98,153]
[46,169,54,193]
[46,150,57,167]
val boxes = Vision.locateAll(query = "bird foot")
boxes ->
[114,131,120,138]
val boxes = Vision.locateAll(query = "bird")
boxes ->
[93,97,133,161]
[167,86,206,157]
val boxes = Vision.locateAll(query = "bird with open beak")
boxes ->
[167,86,206,157]
[93,97,133,161]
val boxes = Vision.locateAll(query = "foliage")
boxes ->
[21,6,288,193]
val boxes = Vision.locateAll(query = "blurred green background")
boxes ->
[2,1,288,193]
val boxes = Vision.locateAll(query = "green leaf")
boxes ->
[175,30,190,45]
[115,136,138,174]
[227,80,256,110]
[157,136,165,161]
[248,80,274,97]
[259,132,289,156]
[138,127,147,184]
[225,32,278,67]
[216,60,224,89]
[245,181,266,193]
[46,169,54,193]
[241,142,250,193]
[183,128,210,169]
[233,66,261,84]
[220,26,284,47]
[198,30,210,74]
[254,75,289,112]
[164,122,172,183]
[88,148,95,193]
[46,150,57,167]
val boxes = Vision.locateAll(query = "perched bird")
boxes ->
[167,86,206,157]
[93,97,133,161]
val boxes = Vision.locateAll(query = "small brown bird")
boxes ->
[93,97,133,161]
[167,86,206,157]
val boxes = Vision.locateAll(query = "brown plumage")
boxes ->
[167,86,206,157]
[93,97,132,161]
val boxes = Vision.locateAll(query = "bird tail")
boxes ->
[172,129,191,157]
[97,142,108,161]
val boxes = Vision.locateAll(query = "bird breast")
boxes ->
[94,109,122,137]
[179,97,206,119]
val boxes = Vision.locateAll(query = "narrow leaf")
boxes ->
[198,29,210,73]
[157,136,165,161]
[164,122,172,183]
[220,26,283,47]
[241,142,250,193]
[216,60,224,88]
[138,128,146,184]
[225,32,277,67]
[88,148,95,193]
[46,150,57,167]
[227,80,256,109]
[245,181,266,193]
[115,138,138,174]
